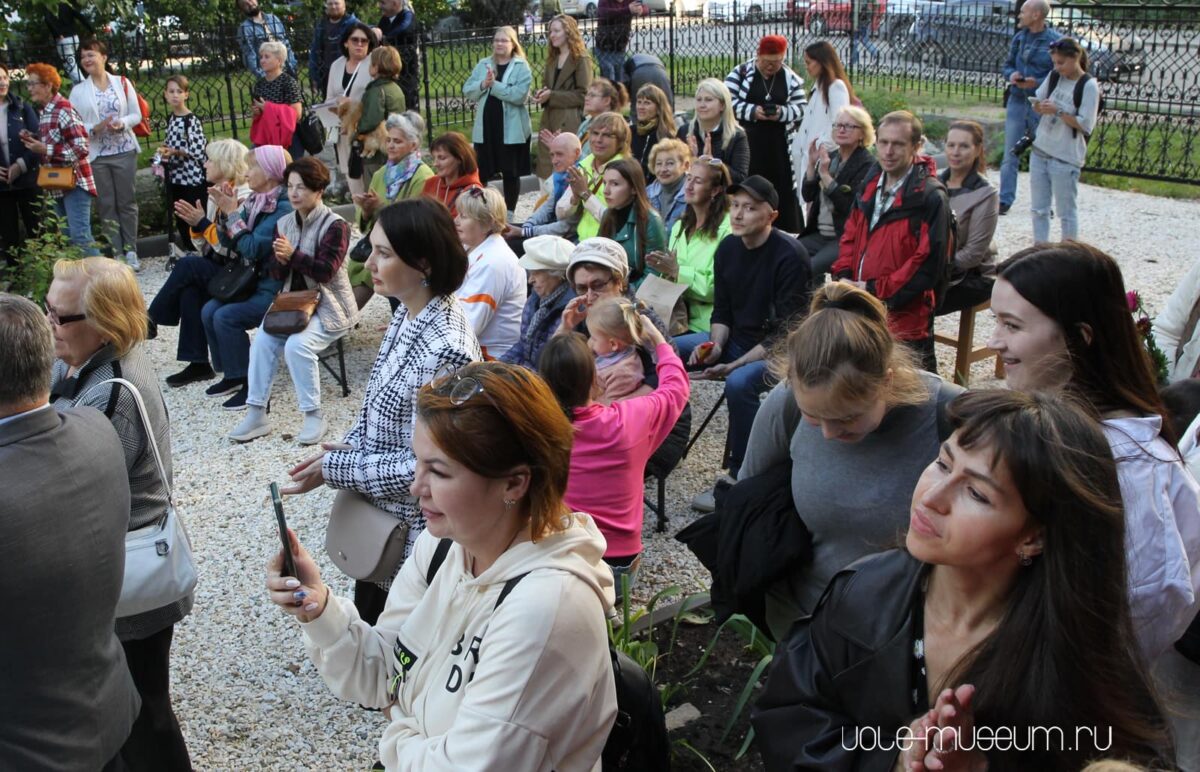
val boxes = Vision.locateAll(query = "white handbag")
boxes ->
[95,378,198,618]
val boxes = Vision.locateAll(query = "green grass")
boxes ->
[1079,172,1200,200]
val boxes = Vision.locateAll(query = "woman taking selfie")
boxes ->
[281,198,480,623]
[754,389,1169,771]
[987,241,1200,659]
[267,363,616,770]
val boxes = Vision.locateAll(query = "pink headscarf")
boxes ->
[243,145,290,227]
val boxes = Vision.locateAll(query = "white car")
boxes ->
[703,0,792,23]
[561,0,681,16]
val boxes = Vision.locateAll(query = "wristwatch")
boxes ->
[580,190,592,202]
[1055,107,1065,118]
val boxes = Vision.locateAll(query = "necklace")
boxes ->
[761,70,779,103]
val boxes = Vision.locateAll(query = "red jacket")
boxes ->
[831,156,950,341]
[421,170,483,218]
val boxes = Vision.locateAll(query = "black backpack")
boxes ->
[899,170,958,312]
[1044,71,1103,141]
[425,539,671,772]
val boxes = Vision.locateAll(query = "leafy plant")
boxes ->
[5,198,83,301]
[607,577,682,686]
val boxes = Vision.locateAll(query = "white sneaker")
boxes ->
[229,407,271,443]
[123,250,142,272]
[297,412,328,446]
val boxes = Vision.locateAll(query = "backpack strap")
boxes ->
[426,538,453,584]
[425,537,528,609]
[103,359,123,419]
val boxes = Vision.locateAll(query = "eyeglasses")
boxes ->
[574,277,614,295]
[832,122,862,132]
[590,131,616,140]
[347,36,370,44]
[464,186,486,199]
[431,363,500,409]
[43,301,86,326]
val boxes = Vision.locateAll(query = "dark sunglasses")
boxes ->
[431,363,499,409]
[43,301,86,326]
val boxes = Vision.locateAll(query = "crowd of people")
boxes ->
[2,7,1197,772]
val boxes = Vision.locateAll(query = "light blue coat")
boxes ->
[463,56,533,146]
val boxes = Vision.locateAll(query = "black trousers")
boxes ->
[0,187,42,268]
[938,272,995,316]
[163,182,208,252]
[118,625,192,771]
[147,255,221,363]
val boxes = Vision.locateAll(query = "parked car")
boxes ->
[561,0,679,16]
[704,0,792,22]
[804,0,885,35]
[902,0,1143,82]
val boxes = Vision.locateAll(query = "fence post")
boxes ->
[669,8,676,97]
[421,31,433,147]
[848,0,858,77]
[219,14,240,140]
[732,0,739,65]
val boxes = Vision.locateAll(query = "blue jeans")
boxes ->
[1000,95,1040,207]
[200,287,275,379]
[595,49,627,84]
[1029,150,1081,245]
[670,332,771,476]
[849,26,879,64]
[55,187,99,255]
[246,314,342,413]
[148,255,222,363]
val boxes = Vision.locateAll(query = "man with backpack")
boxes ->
[832,110,952,373]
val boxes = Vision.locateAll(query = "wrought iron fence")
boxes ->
[4,0,1197,183]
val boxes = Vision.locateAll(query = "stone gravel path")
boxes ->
[134,172,1196,768]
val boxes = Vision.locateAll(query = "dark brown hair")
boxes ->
[680,156,731,242]
[803,41,857,107]
[340,21,379,58]
[598,158,654,277]
[283,156,331,192]
[376,198,468,296]
[417,363,575,541]
[429,132,479,176]
[937,389,1168,770]
[947,120,989,176]
[996,241,1175,446]
[538,333,596,419]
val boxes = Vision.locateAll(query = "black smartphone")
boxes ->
[271,482,298,578]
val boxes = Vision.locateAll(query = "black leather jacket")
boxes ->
[752,549,927,772]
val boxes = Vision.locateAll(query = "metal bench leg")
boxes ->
[655,475,667,533]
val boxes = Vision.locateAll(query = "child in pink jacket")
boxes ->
[540,321,690,587]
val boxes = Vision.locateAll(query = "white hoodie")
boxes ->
[302,513,618,771]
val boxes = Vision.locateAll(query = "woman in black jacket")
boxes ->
[0,64,42,269]
[753,390,1168,772]
[798,105,874,281]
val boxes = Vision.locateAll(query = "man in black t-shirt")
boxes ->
[679,176,811,507]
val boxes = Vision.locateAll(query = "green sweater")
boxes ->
[607,205,667,287]
[669,214,731,332]
[358,78,406,155]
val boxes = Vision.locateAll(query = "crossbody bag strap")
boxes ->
[91,377,174,507]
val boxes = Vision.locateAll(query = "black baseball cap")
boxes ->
[728,175,779,210]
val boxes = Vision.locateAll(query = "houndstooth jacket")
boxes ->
[323,294,481,580]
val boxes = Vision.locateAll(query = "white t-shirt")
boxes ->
[1032,72,1100,168]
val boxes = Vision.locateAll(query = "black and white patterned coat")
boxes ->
[725,60,807,134]
[323,294,481,580]
[163,112,207,187]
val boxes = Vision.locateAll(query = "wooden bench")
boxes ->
[934,300,1005,387]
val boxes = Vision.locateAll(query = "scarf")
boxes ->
[384,152,422,199]
[525,281,570,350]
[244,145,289,227]
[636,119,657,136]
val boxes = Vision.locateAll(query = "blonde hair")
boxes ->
[836,105,875,149]
[257,40,288,63]
[493,25,526,61]
[370,45,403,79]
[52,258,147,358]
[772,281,927,409]
[455,186,507,234]
[206,138,249,184]
[692,78,738,151]
[588,111,632,157]
[585,296,646,348]
[648,137,691,169]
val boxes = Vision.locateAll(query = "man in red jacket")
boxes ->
[831,110,950,371]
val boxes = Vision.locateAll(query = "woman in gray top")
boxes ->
[740,281,961,641]
[47,257,192,769]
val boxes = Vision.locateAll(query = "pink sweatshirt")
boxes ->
[563,343,690,558]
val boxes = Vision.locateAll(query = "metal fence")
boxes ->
[6,0,1198,183]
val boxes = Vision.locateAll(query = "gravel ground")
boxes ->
[135,172,1196,768]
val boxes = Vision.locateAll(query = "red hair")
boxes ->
[758,35,787,56]
[25,63,62,92]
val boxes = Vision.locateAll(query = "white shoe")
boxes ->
[229,406,271,443]
[123,250,142,272]
[297,412,328,446]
